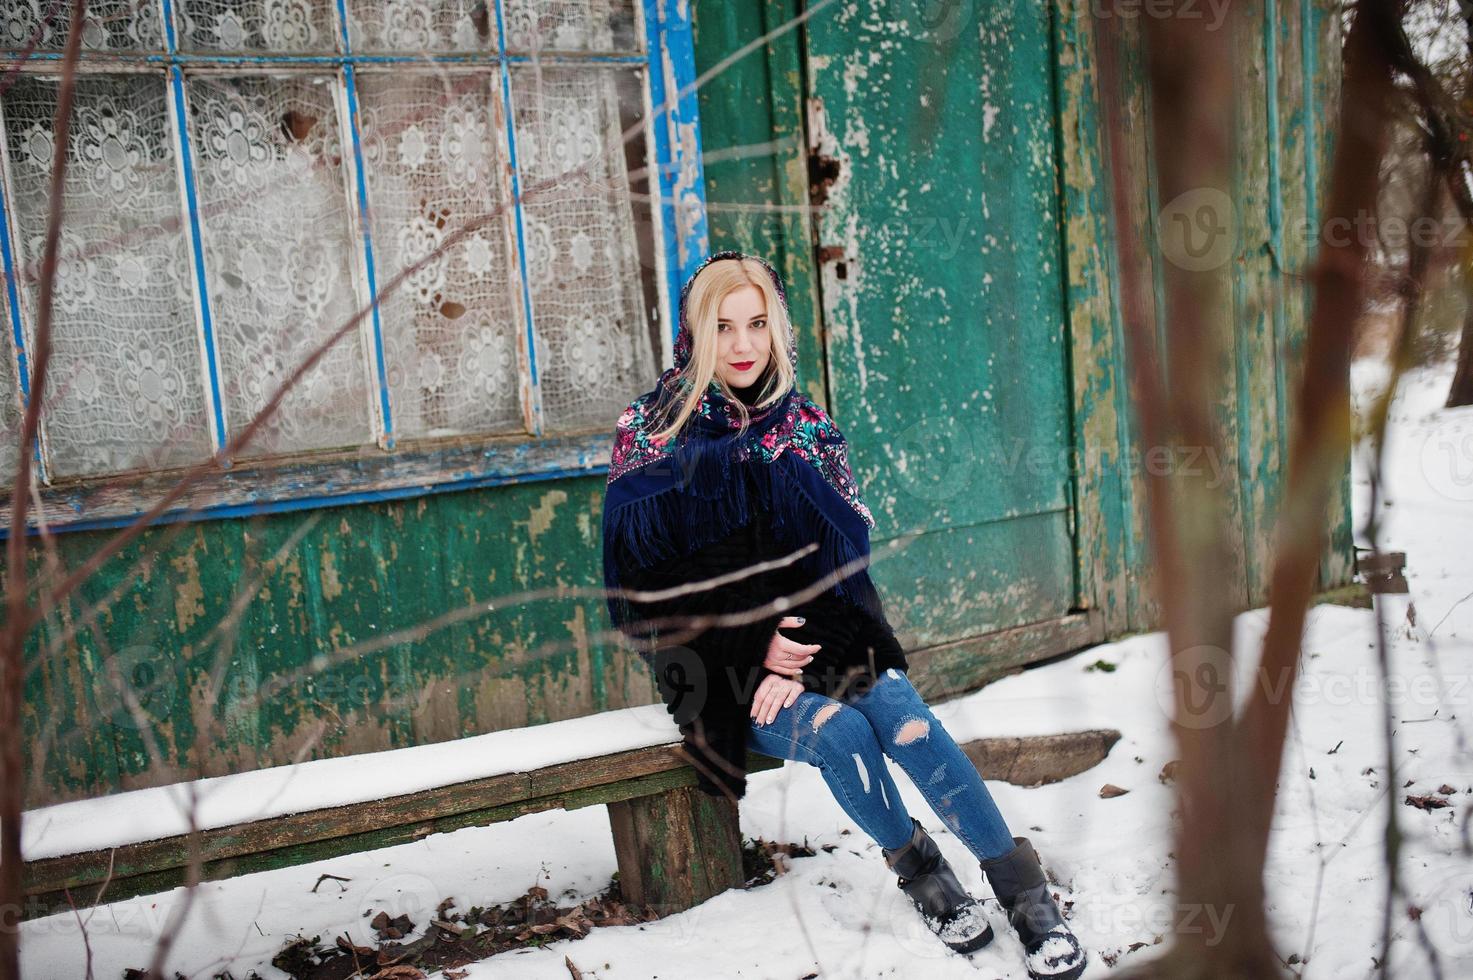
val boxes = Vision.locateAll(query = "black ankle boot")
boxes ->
[882,817,994,954]
[979,836,1087,980]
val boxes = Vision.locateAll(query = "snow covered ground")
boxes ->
[19,358,1473,978]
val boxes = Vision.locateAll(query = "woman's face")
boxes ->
[712,283,772,389]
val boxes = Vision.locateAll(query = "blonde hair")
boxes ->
[649,257,796,443]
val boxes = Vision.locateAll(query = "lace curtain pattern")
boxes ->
[511,67,654,432]
[3,75,214,478]
[1,1,162,51]
[356,73,524,438]
[0,285,20,488]
[0,1,660,486]
[502,0,638,53]
[186,75,375,458]
[176,1,336,52]
[345,0,491,52]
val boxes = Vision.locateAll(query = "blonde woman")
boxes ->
[602,251,1086,979]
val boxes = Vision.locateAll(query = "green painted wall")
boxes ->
[694,0,1354,646]
[9,0,1353,807]
[12,477,643,806]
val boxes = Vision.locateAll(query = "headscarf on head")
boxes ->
[601,250,885,637]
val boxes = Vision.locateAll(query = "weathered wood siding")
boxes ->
[1069,0,1355,628]
[696,0,1353,647]
[13,479,642,806]
[9,0,1353,806]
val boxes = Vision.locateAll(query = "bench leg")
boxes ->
[607,785,743,915]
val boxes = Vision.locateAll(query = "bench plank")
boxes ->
[23,725,1121,922]
[22,745,782,919]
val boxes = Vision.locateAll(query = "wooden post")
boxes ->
[607,785,743,915]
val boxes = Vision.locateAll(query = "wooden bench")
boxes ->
[22,707,1120,924]
[22,740,783,921]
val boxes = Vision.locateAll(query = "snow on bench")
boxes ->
[22,701,784,919]
[24,702,681,862]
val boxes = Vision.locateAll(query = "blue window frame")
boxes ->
[0,0,709,536]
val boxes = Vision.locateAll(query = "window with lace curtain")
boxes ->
[0,0,688,529]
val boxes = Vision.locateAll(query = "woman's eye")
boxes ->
[753,320,766,329]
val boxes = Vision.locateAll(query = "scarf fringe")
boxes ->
[604,448,885,631]
[763,455,887,623]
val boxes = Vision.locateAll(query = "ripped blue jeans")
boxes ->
[746,667,1017,859]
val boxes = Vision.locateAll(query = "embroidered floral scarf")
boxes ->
[602,250,884,633]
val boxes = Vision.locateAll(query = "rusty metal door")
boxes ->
[803,1,1087,669]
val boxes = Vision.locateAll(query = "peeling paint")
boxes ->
[320,548,343,602]
[521,489,568,546]
[170,549,204,632]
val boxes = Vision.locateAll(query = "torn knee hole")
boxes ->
[812,703,842,732]
[894,718,930,745]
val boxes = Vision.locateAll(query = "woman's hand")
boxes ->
[763,615,819,677]
[750,672,804,726]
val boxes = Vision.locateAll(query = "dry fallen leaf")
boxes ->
[334,933,375,957]
[374,967,427,980]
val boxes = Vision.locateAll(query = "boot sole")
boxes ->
[1025,938,1087,980]
[930,901,996,954]
[946,921,995,954]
